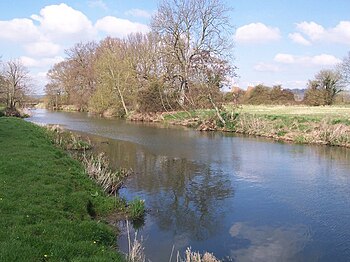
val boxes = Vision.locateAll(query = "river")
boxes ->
[27,109,350,261]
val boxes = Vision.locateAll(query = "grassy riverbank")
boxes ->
[0,118,124,261]
[133,105,350,147]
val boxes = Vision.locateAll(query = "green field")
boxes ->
[237,105,350,119]
[0,118,123,261]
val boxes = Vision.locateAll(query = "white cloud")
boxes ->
[311,54,341,66]
[88,0,108,10]
[0,18,41,42]
[253,62,281,72]
[95,16,150,38]
[31,71,49,94]
[235,23,281,44]
[274,54,295,64]
[285,80,307,89]
[125,9,153,19]
[288,33,311,46]
[296,21,325,41]
[31,3,96,41]
[330,21,350,44]
[274,53,341,66]
[24,41,61,57]
[291,21,350,45]
[20,56,64,68]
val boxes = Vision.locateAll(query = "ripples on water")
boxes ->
[27,109,350,261]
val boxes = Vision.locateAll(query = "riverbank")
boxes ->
[0,118,124,261]
[128,105,350,147]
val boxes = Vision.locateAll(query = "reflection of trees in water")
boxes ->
[142,157,234,241]
[91,135,235,240]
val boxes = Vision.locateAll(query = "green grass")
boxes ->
[0,118,124,261]
[162,109,216,121]
[237,104,350,119]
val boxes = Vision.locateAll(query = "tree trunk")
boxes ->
[208,93,225,126]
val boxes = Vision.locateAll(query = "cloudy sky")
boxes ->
[0,0,349,94]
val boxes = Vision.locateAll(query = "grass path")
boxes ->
[0,118,123,261]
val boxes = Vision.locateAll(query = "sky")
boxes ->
[0,0,349,94]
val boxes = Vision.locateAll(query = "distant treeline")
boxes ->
[228,74,349,106]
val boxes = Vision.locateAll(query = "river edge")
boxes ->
[8,115,223,261]
[0,117,126,261]
[127,111,350,148]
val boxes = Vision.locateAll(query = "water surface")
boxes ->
[27,109,350,261]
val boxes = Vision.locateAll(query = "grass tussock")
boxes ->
[127,198,146,221]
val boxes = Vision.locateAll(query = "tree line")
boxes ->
[230,53,350,106]
[1,0,350,116]
[45,0,235,117]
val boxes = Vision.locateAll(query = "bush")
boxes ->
[242,85,295,105]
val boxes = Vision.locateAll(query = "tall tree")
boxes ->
[45,61,72,108]
[92,37,136,116]
[151,0,235,109]
[0,60,31,109]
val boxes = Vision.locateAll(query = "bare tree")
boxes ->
[151,0,235,109]
[0,60,31,109]
[338,52,350,87]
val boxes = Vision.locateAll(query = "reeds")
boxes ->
[83,152,130,195]
[46,124,92,150]
[175,248,220,262]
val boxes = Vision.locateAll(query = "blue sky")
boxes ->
[0,0,349,94]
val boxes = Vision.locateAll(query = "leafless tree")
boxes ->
[151,0,235,108]
[0,60,31,109]
[338,52,350,87]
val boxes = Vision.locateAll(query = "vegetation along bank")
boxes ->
[128,105,350,148]
[0,117,143,261]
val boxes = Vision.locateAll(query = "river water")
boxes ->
[27,109,350,261]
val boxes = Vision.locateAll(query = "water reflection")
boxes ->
[92,135,234,241]
[27,109,350,261]
[229,223,311,262]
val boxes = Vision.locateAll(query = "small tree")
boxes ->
[0,60,31,109]
[304,69,344,106]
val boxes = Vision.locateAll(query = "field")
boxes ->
[0,118,123,261]
[237,105,350,119]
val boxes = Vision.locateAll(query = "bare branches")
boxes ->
[151,0,235,108]
[338,52,350,88]
[0,60,31,109]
